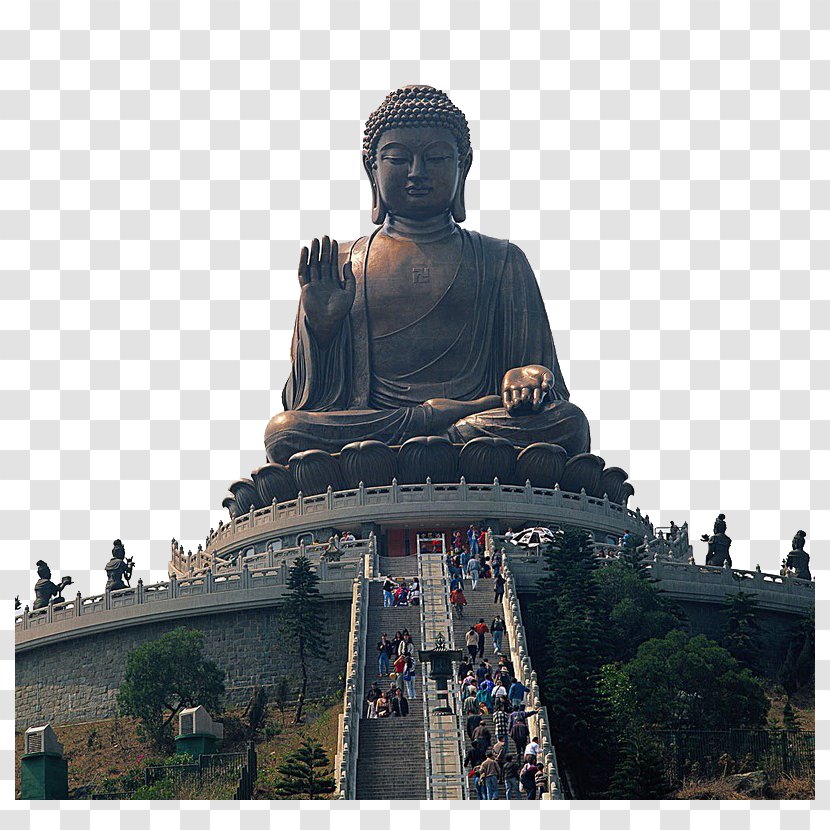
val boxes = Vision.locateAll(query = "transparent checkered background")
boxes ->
[1,0,826,825]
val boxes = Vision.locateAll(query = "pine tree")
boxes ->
[782,699,798,730]
[277,556,328,723]
[607,733,671,799]
[721,591,761,671]
[533,527,613,792]
[273,739,335,798]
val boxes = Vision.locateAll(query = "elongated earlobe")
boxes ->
[363,155,387,225]
[452,151,473,223]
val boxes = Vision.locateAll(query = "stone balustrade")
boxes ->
[491,531,563,799]
[335,536,373,799]
[497,537,813,617]
[203,479,653,562]
[16,549,366,637]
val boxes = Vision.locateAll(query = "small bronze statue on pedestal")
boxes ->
[32,560,73,610]
[105,539,135,591]
[701,513,732,567]
[785,530,811,580]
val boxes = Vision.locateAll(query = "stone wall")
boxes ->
[16,600,352,730]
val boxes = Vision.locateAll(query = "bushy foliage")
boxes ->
[594,563,685,663]
[721,591,761,671]
[778,606,815,696]
[614,630,769,731]
[117,628,225,750]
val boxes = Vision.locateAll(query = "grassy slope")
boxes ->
[15,700,342,800]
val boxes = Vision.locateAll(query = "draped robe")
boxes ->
[265,227,590,464]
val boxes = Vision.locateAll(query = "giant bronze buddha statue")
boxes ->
[264,85,591,466]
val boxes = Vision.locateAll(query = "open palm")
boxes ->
[298,236,356,342]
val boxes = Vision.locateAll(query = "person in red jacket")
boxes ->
[450,586,467,618]
[473,618,490,658]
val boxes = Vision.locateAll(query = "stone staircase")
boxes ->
[449,573,513,800]
[354,564,426,800]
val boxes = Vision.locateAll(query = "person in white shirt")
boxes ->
[524,736,541,761]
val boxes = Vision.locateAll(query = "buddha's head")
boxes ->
[363,85,473,224]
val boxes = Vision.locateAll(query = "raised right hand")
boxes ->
[298,236,356,344]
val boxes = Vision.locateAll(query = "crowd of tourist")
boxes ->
[381,576,421,607]
[458,651,546,799]
[369,629,418,717]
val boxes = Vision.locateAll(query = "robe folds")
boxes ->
[265,227,590,464]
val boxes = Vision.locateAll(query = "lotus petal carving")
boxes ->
[228,478,262,513]
[600,467,630,504]
[516,443,567,489]
[339,440,398,488]
[288,449,345,495]
[459,437,518,485]
[252,462,298,505]
[559,453,605,497]
[222,495,241,519]
[397,436,459,484]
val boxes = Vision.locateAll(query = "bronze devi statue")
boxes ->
[105,538,135,591]
[264,85,591,465]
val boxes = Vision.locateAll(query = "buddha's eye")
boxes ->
[428,156,451,163]
[384,157,408,165]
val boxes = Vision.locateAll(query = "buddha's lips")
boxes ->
[406,187,432,196]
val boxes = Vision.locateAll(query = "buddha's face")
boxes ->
[374,125,464,220]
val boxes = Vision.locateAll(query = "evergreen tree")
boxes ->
[721,591,761,671]
[277,556,328,723]
[594,563,686,663]
[782,699,798,730]
[533,527,612,792]
[779,605,814,696]
[273,739,335,798]
[606,733,671,799]
[117,628,225,750]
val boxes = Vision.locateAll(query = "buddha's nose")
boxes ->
[409,154,428,180]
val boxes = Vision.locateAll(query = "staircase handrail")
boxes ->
[334,551,369,799]
[489,529,563,799]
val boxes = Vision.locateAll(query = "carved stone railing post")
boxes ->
[136,579,145,604]
[74,592,82,617]
[271,497,277,521]
[358,480,366,507]
[459,475,468,499]
[326,485,334,510]
[104,589,112,612]
[205,569,214,594]
[426,476,433,501]
[297,491,304,515]
[391,477,399,504]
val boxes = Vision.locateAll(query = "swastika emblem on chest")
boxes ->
[412,265,431,284]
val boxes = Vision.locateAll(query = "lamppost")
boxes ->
[418,632,463,714]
